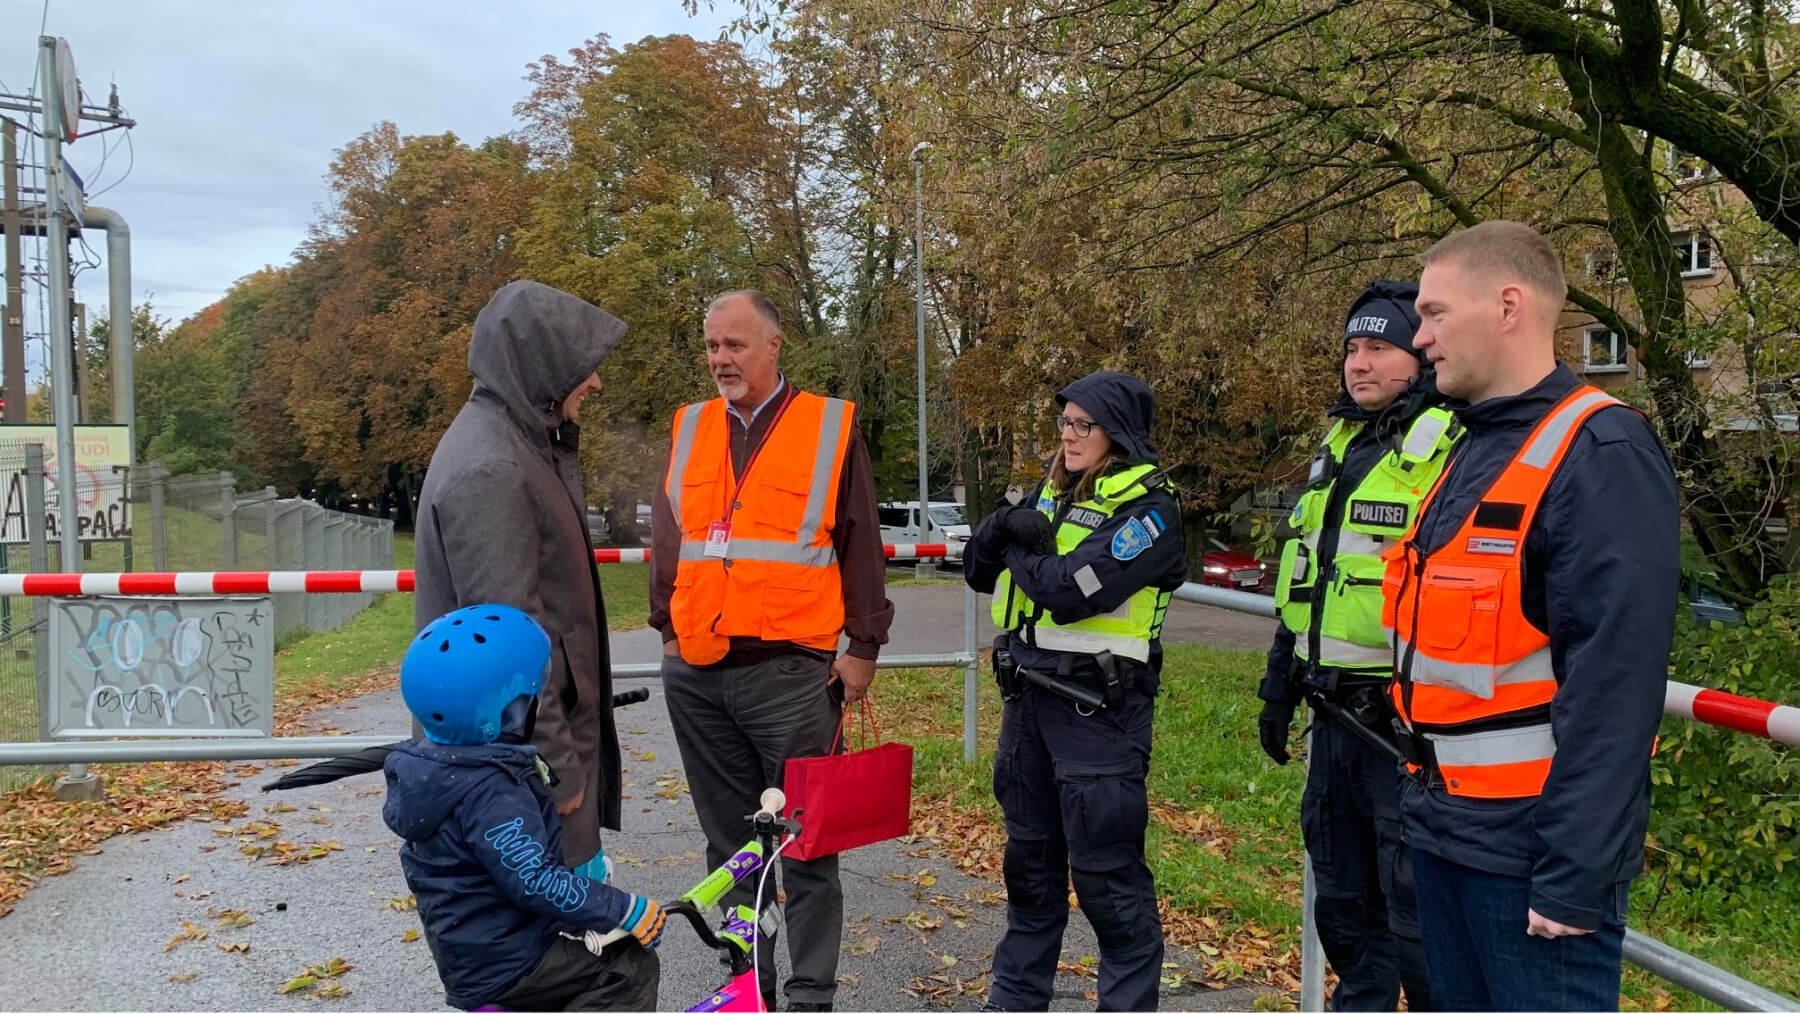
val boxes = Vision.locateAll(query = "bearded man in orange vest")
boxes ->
[649,289,894,1013]
[1389,221,1678,1011]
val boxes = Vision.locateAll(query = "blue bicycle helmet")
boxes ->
[402,604,552,745]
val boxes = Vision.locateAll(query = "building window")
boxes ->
[1586,252,1622,284]
[1685,349,1712,368]
[1673,231,1714,277]
[1583,327,1628,373]
[1669,146,1710,182]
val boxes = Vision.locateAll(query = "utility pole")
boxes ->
[0,44,134,436]
[40,36,81,581]
[2,119,22,422]
[910,141,935,580]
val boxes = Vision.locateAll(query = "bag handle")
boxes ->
[827,698,883,754]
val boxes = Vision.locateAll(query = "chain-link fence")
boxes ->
[0,456,395,790]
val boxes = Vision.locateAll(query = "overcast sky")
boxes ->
[5,0,733,383]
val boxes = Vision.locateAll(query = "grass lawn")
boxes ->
[876,645,1799,1008]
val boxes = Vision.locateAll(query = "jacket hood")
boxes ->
[468,281,627,438]
[1056,371,1158,465]
[381,739,538,842]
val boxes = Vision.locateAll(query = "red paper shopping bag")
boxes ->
[782,700,914,861]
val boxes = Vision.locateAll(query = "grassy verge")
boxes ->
[877,645,1799,1008]
[881,644,1307,993]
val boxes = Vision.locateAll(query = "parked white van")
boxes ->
[877,500,970,563]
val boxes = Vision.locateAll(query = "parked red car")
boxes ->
[1201,538,1272,593]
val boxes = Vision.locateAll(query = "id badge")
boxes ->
[705,521,731,558]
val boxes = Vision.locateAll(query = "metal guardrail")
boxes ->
[0,651,982,767]
[4,565,1792,1009]
[1172,580,1800,1012]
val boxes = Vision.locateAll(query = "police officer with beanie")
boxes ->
[1259,280,1454,1011]
[964,371,1186,1012]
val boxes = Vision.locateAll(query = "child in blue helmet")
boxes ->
[383,604,663,1011]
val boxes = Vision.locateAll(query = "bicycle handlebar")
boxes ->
[585,791,797,956]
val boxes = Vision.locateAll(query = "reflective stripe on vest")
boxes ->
[664,391,854,666]
[1384,385,1623,798]
[1030,623,1154,663]
[1428,724,1557,799]
[1307,634,1391,668]
[992,464,1168,665]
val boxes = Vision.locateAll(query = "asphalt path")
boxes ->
[0,584,1275,1011]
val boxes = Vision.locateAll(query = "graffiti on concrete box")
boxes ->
[48,596,274,736]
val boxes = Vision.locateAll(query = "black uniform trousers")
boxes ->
[989,684,1163,1012]
[1302,705,1433,1011]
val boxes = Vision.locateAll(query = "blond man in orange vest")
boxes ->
[1389,221,1678,1010]
[648,289,894,1013]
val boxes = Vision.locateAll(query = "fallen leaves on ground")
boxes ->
[0,665,398,920]
[210,907,255,928]
[401,929,421,943]
[907,790,1302,993]
[167,973,197,984]
[900,910,945,932]
[279,957,354,997]
[240,840,344,867]
[163,921,208,952]
[382,894,417,912]
[901,970,989,1007]
[274,666,398,736]
[847,935,881,956]
[1149,802,1238,858]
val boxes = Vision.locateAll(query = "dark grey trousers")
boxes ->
[491,935,659,1012]
[662,652,844,1006]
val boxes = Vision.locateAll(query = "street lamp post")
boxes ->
[910,141,934,579]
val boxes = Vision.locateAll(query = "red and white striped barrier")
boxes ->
[591,548,650,564]
[16,555,1791,747]
[1665,679,1800,748]
[0,544,958,598]
[0,571,415,596]
[591,544,959,563]
[884,542,958,560]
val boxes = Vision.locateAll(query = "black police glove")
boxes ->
[1000,507,1056,555]
[1258,699,1295,765]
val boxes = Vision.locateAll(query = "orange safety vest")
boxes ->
[1383,386,1623,799]
[664,390,855,666]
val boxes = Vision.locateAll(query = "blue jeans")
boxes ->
[1410,847,1628,1011]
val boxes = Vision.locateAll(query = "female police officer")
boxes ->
[964,371,1187,1012]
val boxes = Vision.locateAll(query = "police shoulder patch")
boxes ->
[1110,517,1156,561]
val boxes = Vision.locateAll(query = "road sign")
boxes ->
[59,159,84,227]
[54,38,80,143]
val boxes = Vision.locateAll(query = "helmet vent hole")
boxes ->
[438,640,450,652]
[486,614,500,621]
[431,712,444,722]
[452,619,463,626]
[472,633,487,644]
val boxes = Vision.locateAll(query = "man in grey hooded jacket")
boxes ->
[413,280,627,871]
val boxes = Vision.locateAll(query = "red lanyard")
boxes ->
[726,384,798,524]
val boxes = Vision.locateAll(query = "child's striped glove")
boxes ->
[618,893,668,950]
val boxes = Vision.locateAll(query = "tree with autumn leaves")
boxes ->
[124,4,1800,592]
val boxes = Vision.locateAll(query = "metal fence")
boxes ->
[0,457,393,790]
